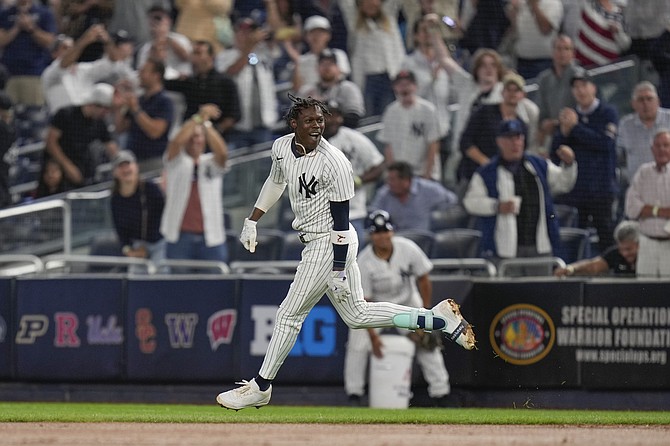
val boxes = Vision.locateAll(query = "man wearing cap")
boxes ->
[45,82,119,188]
[0,91,15,208]
[289,15,351,93]
[0,0,57,106]
[216,17,278,150]
[378,70,442,181]
[343,209,453,407]
[464,119,577,264]
[298,49,364,128]
[41,24,135,115]
[136,5,192,80]
[551,67,619,251]
[458,72,538,186]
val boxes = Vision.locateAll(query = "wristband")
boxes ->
[191,114,204,124]
[122,245,132,255]
[652,205,659,217]
[566,265,575,276]
[331,229,352,245]
[203,120,212,128]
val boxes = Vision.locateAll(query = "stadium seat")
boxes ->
[394,229,435,256]
[430,229,482,259]
[429,205,472,231]
[553,204,579,227]
[558,227,592,264]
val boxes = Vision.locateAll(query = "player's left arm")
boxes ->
[330,200,351,271]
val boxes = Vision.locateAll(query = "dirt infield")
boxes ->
[2,423,669,445]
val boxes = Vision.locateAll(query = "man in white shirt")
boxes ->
[509,0,564,80]
[617,81,670,184]
[41,24,134,115]
[135,4,192,80]
[624,129,670,277]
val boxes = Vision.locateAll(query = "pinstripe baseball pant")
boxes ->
[258,233,421,380]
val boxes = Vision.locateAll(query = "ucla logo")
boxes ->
[490,303,555,365]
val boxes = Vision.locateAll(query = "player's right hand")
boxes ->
[329,270,351,303]
[239,218,258,253]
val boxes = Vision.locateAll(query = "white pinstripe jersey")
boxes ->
[357,236,433,308]
[269,134,355,234]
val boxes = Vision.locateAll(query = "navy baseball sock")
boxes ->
[392,312,446,331]
[255,376,272,391]
[418,315,446,330]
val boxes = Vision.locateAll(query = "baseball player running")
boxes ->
[216,95,475,411]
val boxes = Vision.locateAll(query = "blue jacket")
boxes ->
[476,154,561,258]
[551,101,618,201]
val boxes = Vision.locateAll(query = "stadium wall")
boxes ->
[1,275,669,391]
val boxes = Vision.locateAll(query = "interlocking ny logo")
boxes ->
[298,173,318,198]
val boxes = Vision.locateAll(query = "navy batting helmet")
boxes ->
[366,210,394,233]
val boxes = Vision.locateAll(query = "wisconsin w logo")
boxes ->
[298,173,318,198]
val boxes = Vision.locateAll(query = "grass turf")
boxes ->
[0,403,669,425]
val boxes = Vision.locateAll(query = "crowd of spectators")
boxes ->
[0,0,668,278]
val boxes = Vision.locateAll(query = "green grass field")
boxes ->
[1,403,669,425]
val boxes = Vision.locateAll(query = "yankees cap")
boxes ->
[366,210,394,233]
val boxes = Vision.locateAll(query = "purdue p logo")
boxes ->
[298,173,318,198]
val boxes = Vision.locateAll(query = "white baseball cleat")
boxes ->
[432,299,476,350]
[216,378,272,410]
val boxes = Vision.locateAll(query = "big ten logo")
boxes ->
[135,308,157,354]
[86,315,123,345]
[15,313,122,347]
[208,309,237,351]
[15,313,81,347]
[250,305,336,357]
[165,313,199,348]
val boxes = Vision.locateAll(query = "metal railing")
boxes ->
[0,198,71,255]
[0,254,45,276]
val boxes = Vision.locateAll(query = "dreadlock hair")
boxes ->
[284,93,331,128]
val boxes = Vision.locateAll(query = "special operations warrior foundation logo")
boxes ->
[490,304,555,365]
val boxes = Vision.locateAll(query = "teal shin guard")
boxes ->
[392,309,446,331]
